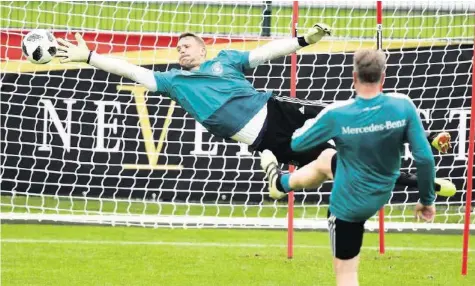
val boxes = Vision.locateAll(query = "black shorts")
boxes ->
[254,96,335,167]
[327,210,366,260]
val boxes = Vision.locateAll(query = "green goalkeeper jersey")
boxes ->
[153,50,272,139]
[291,93,436,222]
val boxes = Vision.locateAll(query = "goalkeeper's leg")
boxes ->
[260,148,456,199]
[260,148,335,199]
[396,172,456,197]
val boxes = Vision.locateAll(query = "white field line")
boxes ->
[1,238,471,253]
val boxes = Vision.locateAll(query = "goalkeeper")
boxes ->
[261,49,440,286]
[55,24,453,193]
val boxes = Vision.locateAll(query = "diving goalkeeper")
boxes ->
[55,24,452,193]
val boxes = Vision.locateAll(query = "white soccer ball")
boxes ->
[22,29,58,64]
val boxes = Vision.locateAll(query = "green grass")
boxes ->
[2,224,475,285]
[1,1,473,39]
[1,195,468,224]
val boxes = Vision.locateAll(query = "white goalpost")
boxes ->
[1,0,474,235]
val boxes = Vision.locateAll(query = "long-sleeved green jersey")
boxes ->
[291,93,435,222]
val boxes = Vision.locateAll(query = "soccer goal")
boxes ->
[1,1,474,235]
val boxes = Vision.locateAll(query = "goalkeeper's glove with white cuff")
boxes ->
[56,33,92,64]
[298,23,331,47]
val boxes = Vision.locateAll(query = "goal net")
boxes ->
[1,0,474,229]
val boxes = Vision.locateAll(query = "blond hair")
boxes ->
[179,33,206,49]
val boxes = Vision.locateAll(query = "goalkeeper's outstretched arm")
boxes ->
[248,23,331,68]
[56,24,331,90]
[56,33,157,92]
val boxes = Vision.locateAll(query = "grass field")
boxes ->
[2,224,475,285]
[1,1,473,39]
[2,194,474,285]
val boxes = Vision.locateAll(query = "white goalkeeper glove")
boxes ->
[299,23,332,46]
[56,33,92,64]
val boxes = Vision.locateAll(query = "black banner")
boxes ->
[1,44,472,204]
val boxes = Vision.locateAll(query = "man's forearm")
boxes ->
[248,37,307,68]
[89,53,157,91]
[248,23,330,68]
[416,160,436,205]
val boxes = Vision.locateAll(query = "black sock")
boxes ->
[396,172,418,188]
[397,171,441,192]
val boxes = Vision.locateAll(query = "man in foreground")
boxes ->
[260,49,447,286]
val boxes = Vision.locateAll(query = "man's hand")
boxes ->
[56,33,91,63]
[414,202,436,222]
[304,23,332,45]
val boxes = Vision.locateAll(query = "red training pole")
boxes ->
[376,0,385,255]
[461,18,475,276]
[287,0,299,260]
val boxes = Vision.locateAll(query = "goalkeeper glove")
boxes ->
[298,23,332,47]
[56,33,92,64]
